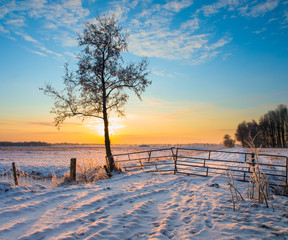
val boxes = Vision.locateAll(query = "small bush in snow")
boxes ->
[245,141,273,208]
[226,138,274,211]
[223,134,235,148]
[57,157,111,185]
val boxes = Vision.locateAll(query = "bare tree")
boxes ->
[41,15,151,172]
[223,134,235,148]
[276,104,287,148]
[235,121,248,147]
[236,104,288,148]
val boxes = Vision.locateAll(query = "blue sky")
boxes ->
[0,0,288,144]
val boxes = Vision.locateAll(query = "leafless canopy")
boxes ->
[41,15,150,127]
[41,15,151,171]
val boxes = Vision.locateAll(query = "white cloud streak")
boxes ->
[163,0,194,13]
[239,0,280,17]
[200,0,240,16]
[15,31,38,43]
[29,50,47,57]
[5,18,25,28]
[1,0,286,65]
[39,46,62,57]
[1,0,89,48]
[0,24,9,33]
[104,0,231,64]
[200,0,281,18]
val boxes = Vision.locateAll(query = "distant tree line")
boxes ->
[235,104,288,148]
[0,141,51,147]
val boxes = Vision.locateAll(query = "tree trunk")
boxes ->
[100,53,115,172]
[103,111,115,172]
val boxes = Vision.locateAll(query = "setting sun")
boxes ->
[86,118,125,136]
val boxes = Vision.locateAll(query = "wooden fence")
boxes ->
[110,148,288,187]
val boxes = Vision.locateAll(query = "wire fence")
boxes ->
[110,147,288,187]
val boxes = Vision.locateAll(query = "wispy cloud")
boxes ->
[252,27,267,34]
[29,50,47,57]
[284,10,288,23]
[180,17,200,31]
[129,28,231,64]
[239,0,280,17]
[0,24,9,33]
[163,0,193,13]
[5,18,25,28]
[52,32,77,47]
[15,31,38,43]
[28,121,52,126]
[0,0,286,65]
[39,46,62,57]
[1,0,89,53]
[200,0,240,16]
[200,0,280,18]
[218,128,235,132]
[106,1,231,64]
[208,37,232,50]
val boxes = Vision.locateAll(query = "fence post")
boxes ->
[251,153,255,165]
[70,158,77,181]
[172,148,178,174]
[139,159,143,169]
[286,157,288,188]
[148,151,151,162]
[154,163,158,171]
[12,162,18,186]
[204,151,211,167]
[249,153,255,172]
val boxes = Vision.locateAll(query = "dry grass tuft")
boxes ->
[245,140,273,208]
[56,157,110,185]
[4,167,34,187]
[76,157,109,183]
[52,171,59,187]
[226,170,244,211]
[226,136,274,211]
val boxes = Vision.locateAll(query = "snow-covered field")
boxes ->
[0,146,288,239]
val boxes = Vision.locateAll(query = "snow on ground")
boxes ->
[0,147,108,178]
[0,147,288,239]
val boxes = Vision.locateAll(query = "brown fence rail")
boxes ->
[112,148,175,173]
[110,148,288,187]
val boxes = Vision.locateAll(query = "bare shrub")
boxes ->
[76,157,109,184]
[57,157,111,185]
[245,140,273,208]
[226,137,274,210]
[6,166,32,187]
[226,170,244,211]
[60,172,73,185]
[52,171,59,187]
[223,134,235,148]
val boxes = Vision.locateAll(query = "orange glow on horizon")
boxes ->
[0,102,244,145]
[0,118,235,145]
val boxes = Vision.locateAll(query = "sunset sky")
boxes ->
[0,0,288,145]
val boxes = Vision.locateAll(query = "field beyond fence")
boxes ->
[110,148,288,187]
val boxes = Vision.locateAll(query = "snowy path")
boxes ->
[1,171,288,240]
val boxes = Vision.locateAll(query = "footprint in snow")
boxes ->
[205,218,213,228]
[208,183,219,188]
[182,216,191,224]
